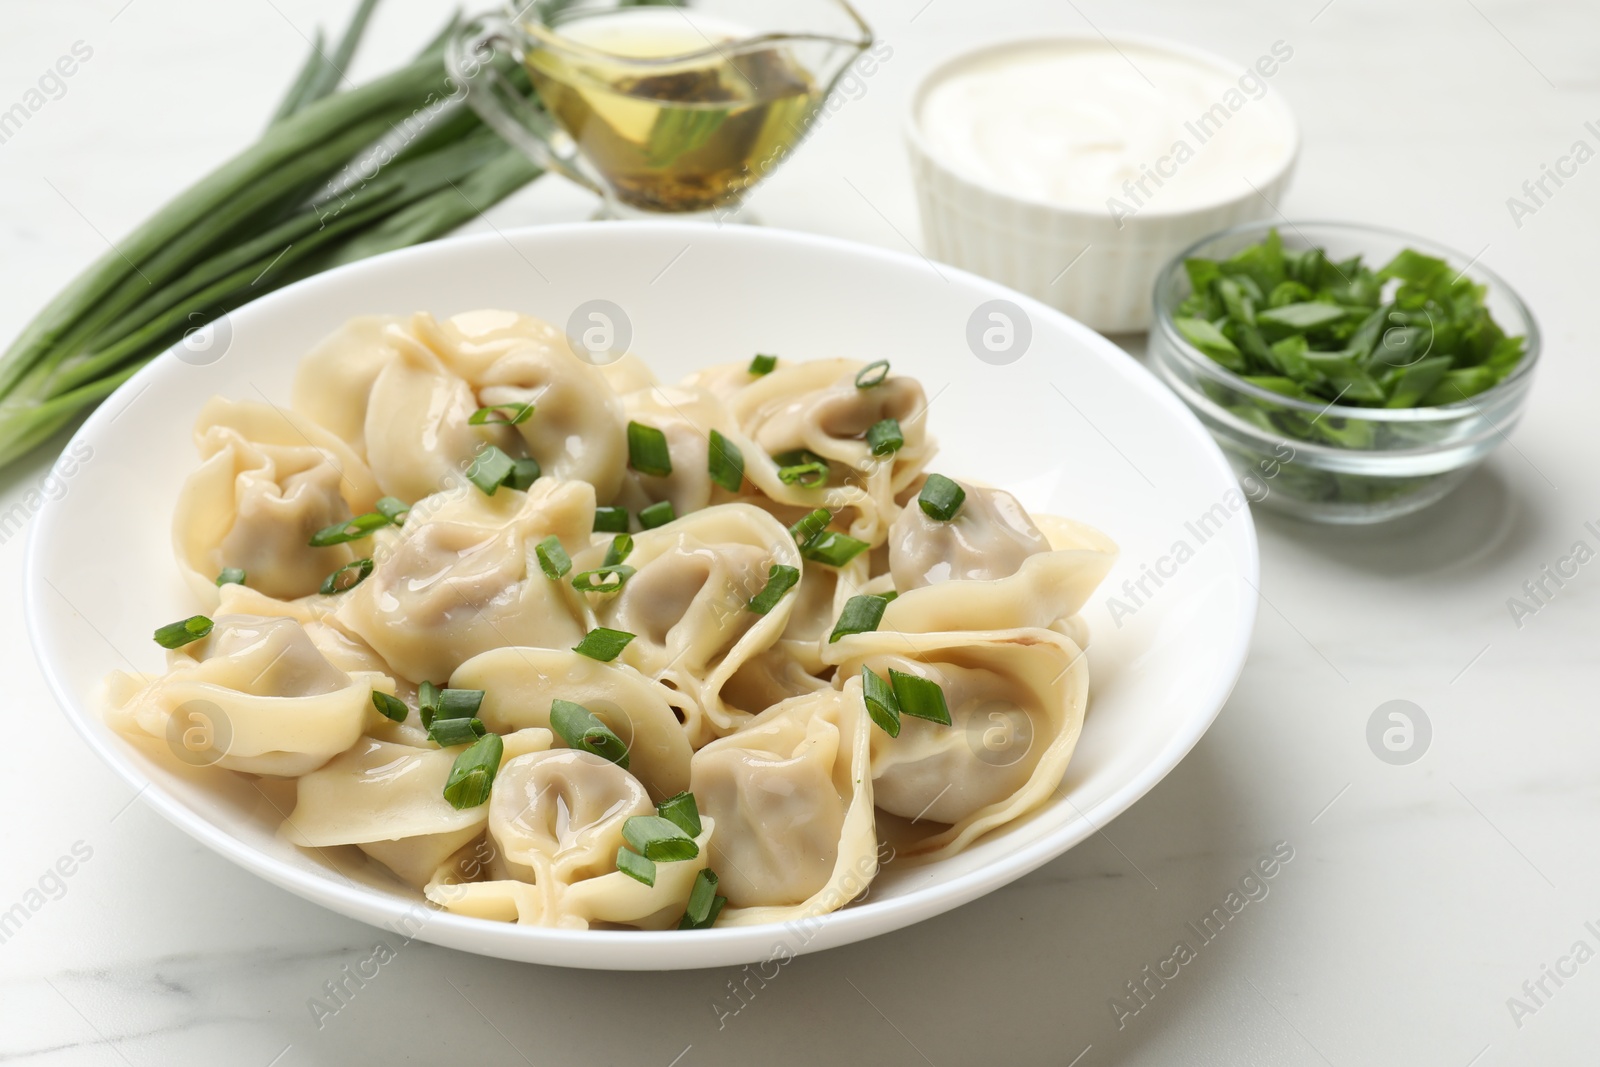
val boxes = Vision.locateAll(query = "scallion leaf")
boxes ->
[917,474,966,522]
[773,448,829,488]
[622,815,699,862]
[309,510,391,546]
[420,686,483,729]
[603,534,633,567]
[829,594,888,642]
[800,530,869,567]
[154,615,213,650]
[571,564,636,594]
[788,508,832,545]
[627,421,672,477]
[679,868,723,929]
[319,558,373,595]
[550,699,630,768]
[639,500,676,529]
[572,627,635,662]
[746,564,800,614]
[535,535,572,579]
[371,690,408,722]
[866,418,903,456]
[443,733,503,810]
[507,457,540,491]
[889,668,952,726]
[855,360,890,389]
[466,444,516,496]
[707,429,744,492]
[656,791,702,837]
[214,567,246,587]
[375,496,410,524]
[748,353,777,376]
[418,681,441,725]
[593,506,630,533]
[616,847,656,887]
[428,716,487,747]
[468,401,533,426]
[861,666,901,736]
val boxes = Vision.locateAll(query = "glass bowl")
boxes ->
[1149,220,1540,524]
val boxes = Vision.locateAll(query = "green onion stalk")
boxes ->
[0,0,546,470]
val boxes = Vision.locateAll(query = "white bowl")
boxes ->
[907,34,1300,333]
[25,222,1256,970]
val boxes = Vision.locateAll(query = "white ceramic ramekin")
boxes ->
[906,34,1299,334]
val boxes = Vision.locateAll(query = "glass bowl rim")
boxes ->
[1151,218,1541,424]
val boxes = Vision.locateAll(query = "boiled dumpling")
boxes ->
[613,384,748,518]
[830,627,1088,860]
[108,614,379,777]
[689,682,877,924]
[172,398,381,605]
[334,480,594,685]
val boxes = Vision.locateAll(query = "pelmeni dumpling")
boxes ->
[613,384,747,518]
[880,480,1118,634]
[108,614,380,777]
[173,398,381,605]
[572,503,801,740]
[290,315,402,449]
[335,480,594,685]
[689,682,877,924]
[425,750,713,930]
[830,627,1088,860]
[450,646,694,801]
[282,729,553,887]
[729,359,936,543]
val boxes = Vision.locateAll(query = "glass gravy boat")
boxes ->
[449,0,873,218]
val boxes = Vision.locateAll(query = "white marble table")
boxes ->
[4,1,1598,1063]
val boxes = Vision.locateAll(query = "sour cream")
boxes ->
[917,39,1296,214]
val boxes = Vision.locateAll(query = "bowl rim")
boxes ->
[903,31,1301,221]
[1151,217,1542,424]
[23,220,1259,969]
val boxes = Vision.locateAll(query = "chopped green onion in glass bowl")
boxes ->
[1150,220,1540,524]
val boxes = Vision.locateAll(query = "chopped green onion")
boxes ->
[789,507,832,545]
[801,530,869,567]
[309,510,391,546]
[603,534,633,567]
[443,733,503,810]
[319,558,373,595]
[571,564,635,594]
[889,668,951,726]
[861,666,901,737]
[616,847,656,887]
[829,595,888,643]
[593,506,630,533]
[639,500,676,529]
[154,615,213,650]
[773,448,829,488]
[855,360,890,389]
[866,418,903,456]
[506,457,540,491]
[428,716,487,747]
[748,353,777,376]
[572,627,635,662]
[375,496,410,524]
[371,691,408,723]
[622,815,699,862]
[656,791,702,837]
[917,474,966,522]
[420,685,484,729]
[214,567,246,587]
[679,868,723,929]
[627,421,672,477]
[468,401,533,426]
[878,590,899,603]
[535,535,571,579]
[707,429,744,492]
[465,444,516,495]
[746,564,800,614]
[550,699,630,768]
